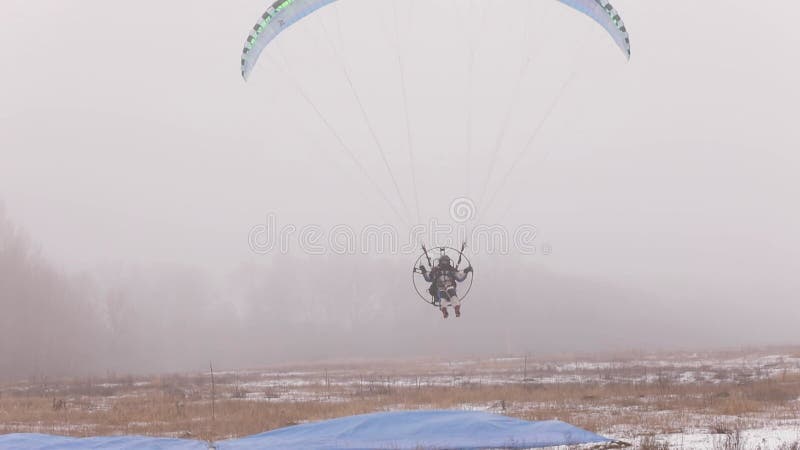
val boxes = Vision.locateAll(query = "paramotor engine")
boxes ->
[412,245,474,308]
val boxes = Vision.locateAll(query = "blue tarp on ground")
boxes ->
[0,434,207,450]
[0,410,612,450]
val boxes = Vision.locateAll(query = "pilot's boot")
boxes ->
[440,307,449,319]
[454,305,461,318]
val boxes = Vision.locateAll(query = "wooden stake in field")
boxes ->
[210,362,216,427]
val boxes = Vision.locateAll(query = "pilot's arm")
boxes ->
[420,265,433,282]
[454,266,473,282]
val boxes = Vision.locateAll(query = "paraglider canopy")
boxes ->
[241,0,631,79]
[236,0,634,252]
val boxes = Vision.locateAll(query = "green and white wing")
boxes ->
[556,0,631,59]
[241,0,338,80]
[240,0,631,79]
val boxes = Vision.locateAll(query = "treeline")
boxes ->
[0,208,423,379]
[1,207,729,381]
[0,209,105,378]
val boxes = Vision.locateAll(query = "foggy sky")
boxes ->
[1,0,799,378]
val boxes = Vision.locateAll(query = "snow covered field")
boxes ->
[2,348,799,448]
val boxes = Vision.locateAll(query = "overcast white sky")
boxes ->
[2,0,799,313]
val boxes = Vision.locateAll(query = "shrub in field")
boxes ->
[638,434,669,450]
[712,428,746,450]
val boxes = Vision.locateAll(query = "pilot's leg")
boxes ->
[438,290,449,319]
[447,288,461,318]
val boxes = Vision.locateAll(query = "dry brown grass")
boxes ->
[1,349,799,444]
